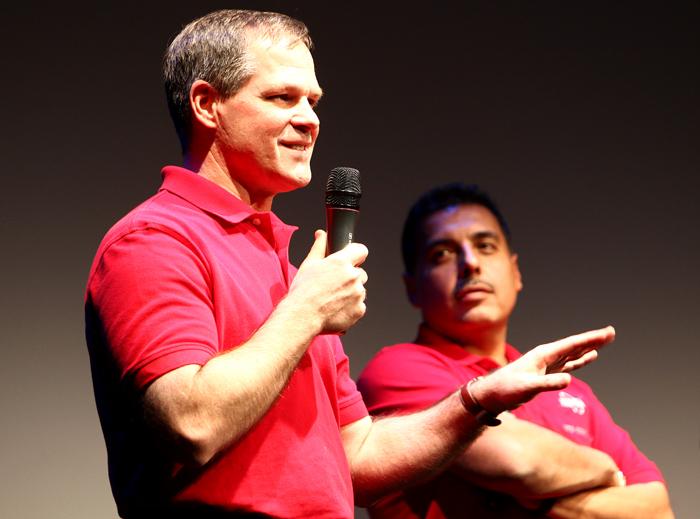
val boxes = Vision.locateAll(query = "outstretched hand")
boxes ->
[471,326,615,415]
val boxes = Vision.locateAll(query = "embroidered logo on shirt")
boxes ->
[558,391,586,415]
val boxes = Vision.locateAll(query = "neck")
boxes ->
[424,321,509,366]
[183,147,275,212]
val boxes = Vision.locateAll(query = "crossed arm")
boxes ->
[449,411,673,518]
[548,481,672,518]
[452,413,622,499]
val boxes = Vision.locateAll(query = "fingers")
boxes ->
[291,232,369,334]
[467,326,614,415]
[326,244,368,289]
[301,231,368,273]
[331,242,369,267]
[303,229,328,262]
[537,326,615,374]
[536,372,572,391]
[546,326,615,355]
[561,349,598,372]
[472,371,573,414]
[357,267,368,286]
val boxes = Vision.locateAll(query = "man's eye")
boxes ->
[429,248,453,264]
[477,241,497,253]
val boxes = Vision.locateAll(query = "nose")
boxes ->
[459,244,480,278]
[291,98,320,135]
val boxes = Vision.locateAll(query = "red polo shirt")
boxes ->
[357,324,664,518]
[85,166,367,518]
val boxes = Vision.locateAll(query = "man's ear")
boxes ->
[403,272,420,308]
[511,253,523,292]
[189,79,219,130]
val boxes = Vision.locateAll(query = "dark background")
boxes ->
[1,1,697,517]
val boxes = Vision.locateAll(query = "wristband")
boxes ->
[459,377,501,426]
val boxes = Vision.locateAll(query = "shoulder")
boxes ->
[86,192,212,293]
[358,343,435,388]
[101,190,208,250]
[357,342,471,414]
[360,342,451,377]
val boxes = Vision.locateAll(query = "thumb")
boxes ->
[303,230,328,263]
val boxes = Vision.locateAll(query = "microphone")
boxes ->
[325,167,361,255]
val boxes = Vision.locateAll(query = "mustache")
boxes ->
[456,278,495,292]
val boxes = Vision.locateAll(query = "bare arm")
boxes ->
[548,481,673,519]
[343,327,616,506]
[142,231,368,466]
[452,413,622,500]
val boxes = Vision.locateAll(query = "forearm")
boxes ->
[144,236,368,466]
[452,414,620,500]
[548,481,673,519]
[143,295,321,465]
[343,391,484,506]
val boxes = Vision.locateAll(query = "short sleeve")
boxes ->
[86,227,218,390]
[328,335,368,426]
[358,345,470,416]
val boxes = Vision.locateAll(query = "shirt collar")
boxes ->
[159,166,298,250]
[159,166,298,247]
[415,323,522,370]
[160,166,256,224]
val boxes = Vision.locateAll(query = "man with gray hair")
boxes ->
[85,10,615,517]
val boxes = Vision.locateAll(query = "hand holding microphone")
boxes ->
[286,167,367,335]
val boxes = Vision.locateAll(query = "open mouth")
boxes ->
[282,142,311,152]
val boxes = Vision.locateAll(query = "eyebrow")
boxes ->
[471,230,501,241]
[261,82,323,98]
[424,230,501,247]
[423,238,454,251]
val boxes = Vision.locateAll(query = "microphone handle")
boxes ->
[326,207,359,255]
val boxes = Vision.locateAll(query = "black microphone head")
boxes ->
[325,167,361,210]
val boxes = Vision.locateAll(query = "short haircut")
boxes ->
[401,183,512,274]
[163,9,313,152]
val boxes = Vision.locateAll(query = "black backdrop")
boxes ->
[1,2,697,517]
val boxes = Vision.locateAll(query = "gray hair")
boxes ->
[163,9,313,151]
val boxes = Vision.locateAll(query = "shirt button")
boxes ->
[252,218,261,226]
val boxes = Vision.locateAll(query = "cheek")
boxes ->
[421,271,454,302]
[495,272,520,303]
[237,107,283,137]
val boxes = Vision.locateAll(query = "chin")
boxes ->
[266,164,312,193]
[280,175,311,193]
[457,311,500,327]
[296,171,313,187]
[287,167,313,188]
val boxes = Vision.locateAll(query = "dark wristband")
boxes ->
[459,377,501,426]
